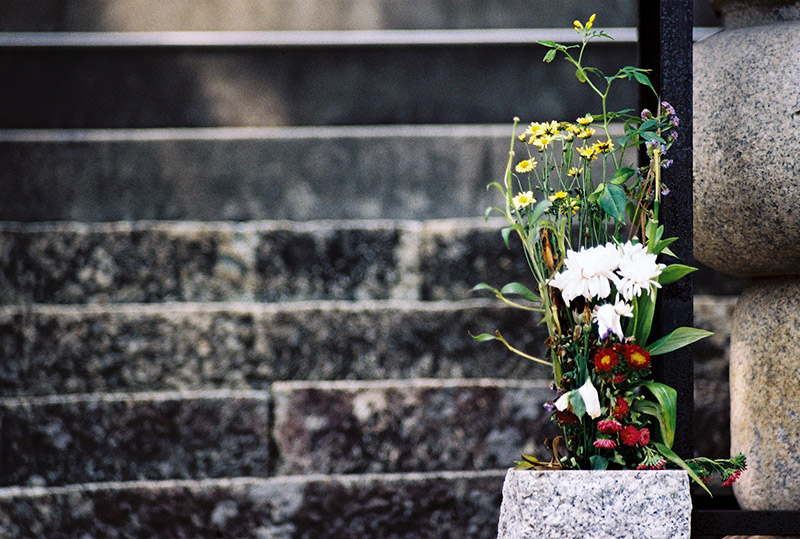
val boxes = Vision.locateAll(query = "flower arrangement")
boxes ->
[474,15,746,492]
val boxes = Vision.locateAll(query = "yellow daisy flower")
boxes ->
[565,196,581,215]
[542,121,559,137]
[532,134,554,149]
[515,159,537,173]
[549,190,568,201]
[592,139,614,153]
[577,114,593,126]
[512,191,536,210]
[577,127,596,139]
[568,167,582,177]
[577,146,598,161]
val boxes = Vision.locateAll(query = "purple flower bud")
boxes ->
[661,101,675,115]
[670,130,678,140]
[662,159,673,169]
[543,401,556,412]
[672,116,680,127]
[640,108,651,121]
[661,185,671,196]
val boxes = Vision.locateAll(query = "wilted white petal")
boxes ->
[578,379,602,419]
[555,392,570,412]
[593,303,623,340]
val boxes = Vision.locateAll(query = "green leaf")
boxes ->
[654,443,712,496]
[661,246,679,259]
[590,455,609,470]
[641,381,677,447]
[588,183,605,204]
[529,199,552,223]
[633,290,656,346]
[610,167,636,185]
[639,119,658,132]
[537,40,558,48]
[501,226,513,248]
[575,68,587,83]
[500,282,540,302]
[640,131,666,144]
[543,49,557,63]
[599,183,627,221]
[646,327,714,356]
[568,390,586,419]
[657,264,697,286]
[651,236,678,255]
[471,333,498,342]
[470,283,499,294]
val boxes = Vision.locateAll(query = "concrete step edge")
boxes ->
[0,28,634,48]
[0,388,268,407]
[0,469,508,499]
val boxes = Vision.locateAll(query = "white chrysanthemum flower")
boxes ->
[616,241,665,301]
[549,243,621,305]
[593,296,633,341]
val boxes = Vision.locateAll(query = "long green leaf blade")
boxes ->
[654,443,712,496]
[657,264,697,286]
[642,381,677,447]
[646,327,713,356]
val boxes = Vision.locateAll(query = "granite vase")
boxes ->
[496,469,691,539]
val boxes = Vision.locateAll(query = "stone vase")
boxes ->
[694,0,800,510]
[496,469,691,539]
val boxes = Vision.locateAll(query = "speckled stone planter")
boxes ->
[730,278,800,510]
[496,469,691,539]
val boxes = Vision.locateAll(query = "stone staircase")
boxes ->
[0,1,733,536]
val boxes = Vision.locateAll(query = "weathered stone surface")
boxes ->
[0,220,418,303]
[0,391,269,487]
[0,472,505,538]
[0,127,511,221]
[0,0,720,31]
[694,381,731,459]
[710,0,800,28]
[694,21,800,277]
[497,470,691,539]
[272,379,559,475]
[0,301,549,396]
[730,278,800,510]
[0,41,636,129]
[693,295,737,380]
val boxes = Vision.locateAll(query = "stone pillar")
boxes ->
[694,0,800,510]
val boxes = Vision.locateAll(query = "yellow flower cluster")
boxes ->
[548,191,581,215]
[519,120,579,150]
[577,139,614,161]
[574,13,596,33]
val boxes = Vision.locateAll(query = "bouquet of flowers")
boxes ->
[474,15,746,492]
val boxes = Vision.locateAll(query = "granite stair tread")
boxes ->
[0,471,507,538]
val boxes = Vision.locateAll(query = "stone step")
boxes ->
[0,219,747,303]
[0,471,507,538]
[0,1,614,31]
[0,390,270,487]
[0,300,549,397]
[0,125,512,221]
[0,378,732,489]
[272,378,732,475]
[3,1,724,32]
[0,30,637,128]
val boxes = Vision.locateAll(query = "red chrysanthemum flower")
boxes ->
[593,438,617,449]
[620,425,640,446]
[638,427,651,446]
[555,410,580,425]
[597,419,623,434]
[611,397,629,419]
[593,347,618,372]
[623,343,651,370]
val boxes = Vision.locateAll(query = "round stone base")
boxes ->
[731,278,800,510]
[497,469,691,539]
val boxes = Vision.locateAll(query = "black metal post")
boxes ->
[637,0,694,460]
